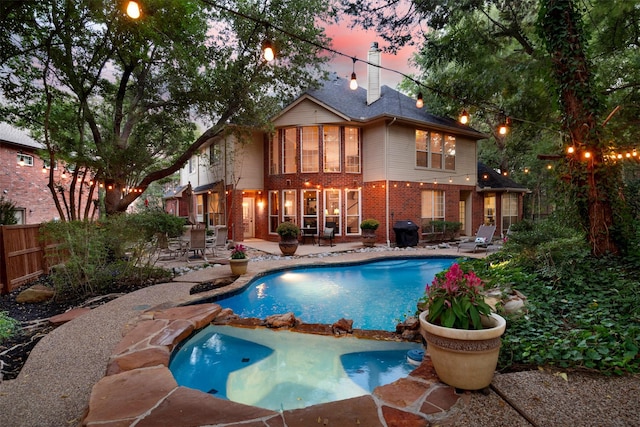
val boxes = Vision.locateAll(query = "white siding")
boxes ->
[273,99,346,127]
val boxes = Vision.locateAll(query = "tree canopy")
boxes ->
[342,0,640,256]
[0,0,334,218]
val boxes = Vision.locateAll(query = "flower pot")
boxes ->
[361,229,377,247]
[278,238,298,256]
[229,258,249,275]
[419,310,506,390]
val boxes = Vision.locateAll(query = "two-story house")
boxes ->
[174,43,527,245]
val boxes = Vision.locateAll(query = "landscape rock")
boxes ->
[331,318,353,335]
[15,284,55,303]
[265,312,297,328]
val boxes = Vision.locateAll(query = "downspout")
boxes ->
[385,117,397,246]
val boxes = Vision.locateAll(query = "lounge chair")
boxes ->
[457,224,496,253]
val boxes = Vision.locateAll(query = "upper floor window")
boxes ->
[269,136,279,175]
[17,153,34,167]
[345,127,360,173]
[188,157,195,173]
[301,126,319,173]
[210,143,222,166]
[283,128,296,174]
[415,131,456,170]
[323,126,340,172]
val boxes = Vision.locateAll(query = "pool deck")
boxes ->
[1,241,639,426]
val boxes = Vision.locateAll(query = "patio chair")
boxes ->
[207,225,228,256]
[318,222,335,247]
[186,228,208,262]
[155,232,181,260]
[457,224,496,253]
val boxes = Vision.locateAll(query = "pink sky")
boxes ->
[322,19,418,89]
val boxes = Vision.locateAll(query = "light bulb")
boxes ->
[459,109,469,124]
[416,92,424,108]
[350,72,358,90]
[126,1,141,19]
[262,40,274,62]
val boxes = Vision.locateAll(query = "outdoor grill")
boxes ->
[393,220,419,247]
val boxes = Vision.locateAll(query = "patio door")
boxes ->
[242,197,255,238]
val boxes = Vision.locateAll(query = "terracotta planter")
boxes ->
[278,238,298,256]
[419,310,506,390]
[229,258,249,275]
[361,229,377,247]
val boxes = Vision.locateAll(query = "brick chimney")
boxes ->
[367,42,382,105]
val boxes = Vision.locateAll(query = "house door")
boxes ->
[459,191,473,236]
[242,197,255,238]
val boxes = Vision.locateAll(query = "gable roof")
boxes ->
[477,162,529,193]
[275,75,486,140]
[0,122,43,150]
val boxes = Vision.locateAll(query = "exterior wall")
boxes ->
[1,143,67,224]
[272,99,346,127]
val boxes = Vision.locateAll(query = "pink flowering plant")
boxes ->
[423,263,492,330]
[230,244,247,259]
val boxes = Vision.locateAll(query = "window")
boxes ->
[430,132,443,169]
[502,193,518,232]
[484,193,496,226]
[345,127,360,173]
[444,135,456,170]
[323,126,340,172]
[421,190,445,223]
[301,127,319,172]
[302,190,318,229]
[196,194,204,222]
[188,157,195,173]
[345,189,361,235]
[415,131,456,170]
[210,143,222,166]
[324,189,341,235]
[283,190,297,224]
[269,191,280,233]
[415,130,428,168]
[17,153,34,167]
[42,159,57,170]
[283,128,296,174]
[207,191,225,226]
[269,135,279,175]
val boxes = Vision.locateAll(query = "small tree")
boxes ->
[0,196,18,225]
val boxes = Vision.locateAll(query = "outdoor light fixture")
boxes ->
[349,57,358,90]
[262,39,275,62]
[416,92,424,108]
[498,117,511,135]
[18,153,24,167]
[126,1,141,19]
[459,109,469,124]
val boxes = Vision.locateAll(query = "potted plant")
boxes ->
[276,222,300,255]
[229,244,249,275]
[359,218,380,247]
[418,262,506,390]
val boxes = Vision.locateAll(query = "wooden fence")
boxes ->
[0,224,58,295]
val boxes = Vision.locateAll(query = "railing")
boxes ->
[0,224,59,295]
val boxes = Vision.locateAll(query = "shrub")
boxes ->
[0,311,19,341]
[276,222,300,239]
[360,218,380,230]
[0,196,18,225]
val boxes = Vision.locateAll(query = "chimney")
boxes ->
[367,42,382,105]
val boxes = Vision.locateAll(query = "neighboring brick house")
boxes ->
[175,43,527,244]
[0,122,66,224]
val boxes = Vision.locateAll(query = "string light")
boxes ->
[262,39,275,62]
[126,1,141,19]
[349,57,358,90]
[416,92,424,109]
[459,109,469,124]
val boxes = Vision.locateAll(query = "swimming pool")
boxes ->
[171,256,456,410]
[217,257,456,331]
[170,325,423,411]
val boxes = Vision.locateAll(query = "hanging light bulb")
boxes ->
[349,57,358,90]
[126,1,141,19]
[498,116,511,135]
[262,39,275,62]
[459,109,469,124]
[18,154,24,167]
[416,92,424,109]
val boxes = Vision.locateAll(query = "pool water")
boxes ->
[170,325,422,411]
[217,257,456,331]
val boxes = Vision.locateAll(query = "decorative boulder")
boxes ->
[15,284,55,303]
[265,312,297,328]
[331,318,353,335]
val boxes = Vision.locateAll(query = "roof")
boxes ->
[0,122,43,149]
[477,162,529,193]
[163,184,188,199]
[193,181,222,194]
[276,75,486,140]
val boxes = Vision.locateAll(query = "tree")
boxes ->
[0,0,333,218]
[342,0,640,256]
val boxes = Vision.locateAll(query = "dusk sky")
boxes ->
[322,18,418,90]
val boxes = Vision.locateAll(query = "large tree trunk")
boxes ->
[539,0,620,256]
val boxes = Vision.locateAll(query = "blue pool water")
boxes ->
[217,257,456,331]
[170,325,423,411]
